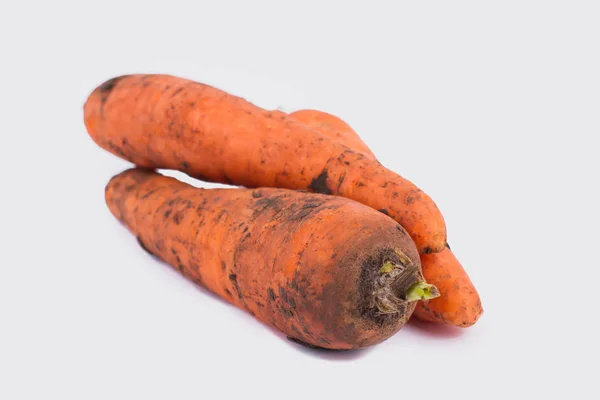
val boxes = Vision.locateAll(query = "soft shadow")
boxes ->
[404,318,465,339]
[284,337,372,361]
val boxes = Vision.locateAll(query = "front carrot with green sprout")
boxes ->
[105,168,438,349]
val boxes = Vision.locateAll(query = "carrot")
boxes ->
[105,168,438,349]
[288,109,375,158]
[288,109,483,327]
[84,74,446,254]
[412,246,482,327]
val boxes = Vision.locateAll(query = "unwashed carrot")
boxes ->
[105,168,438,349]
[413,246,482,326]
[288,109,483,327]
[84,74,447,254]
[289,109,375,158]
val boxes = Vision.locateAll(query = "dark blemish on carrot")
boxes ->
[280,308,294,318]
[287,336,335,351]
[288,202,321,221]
[382,182,388,188]
[267,288,276,301]
[229,273,243,299]
[357,182,365,187]
[291,324,303,337]
[242,226,249,233]
[344,161,350,165]
[164,209,172,219]
[98,75,128,94]
[393,191,399,198]
[446,242,452,250]
[252,190,262,198]
[221,261,226,271]
[396,225,406,235]
[279,287,288,303]
[106,141,126,157]
[225,288,232,298]
[215,209,227,222]
[180,161,190,170]
[174,255,184,273]
[254,195,285,214]
[173,213,182,225]
[289,279,298,290]
[122,138,128,146]
[379,209,389,216]
[136,236,157,258]
[318,337,333,346]
[331,253,337,260]
[140,189,156,199]
[337,173,345,191]
[423,247,433,254]
[309,169,332,194]
[287,296,296,309]
[171,87,184,98]
[171,248,178,255]
[142,81,151,88]
[406,196,415,205]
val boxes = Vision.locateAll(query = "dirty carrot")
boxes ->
[84,74,447,254]
[105,168,438,349]
[289,109,375,158]
[412,246,482,326]
[288,109,483,327]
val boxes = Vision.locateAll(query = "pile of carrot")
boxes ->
[84,74,482,350]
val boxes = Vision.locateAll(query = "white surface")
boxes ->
[1,1,599,399]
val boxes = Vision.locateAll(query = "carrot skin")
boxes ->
[412,247,483,326]
[289,109,375,158]
[85,74,446,253]
[105,168,428,349]
[288,109,483,327]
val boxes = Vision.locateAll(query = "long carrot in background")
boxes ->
[105,168,438,349]
[84,74,446,254]
[287,109,483,327]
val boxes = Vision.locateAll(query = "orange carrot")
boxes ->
[288,109,483,327]
[84,74,446,254]
[412,246,482,326]
[105,168,438,349]
[289,109,375,158]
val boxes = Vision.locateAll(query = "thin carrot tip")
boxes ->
[405,281,440,302]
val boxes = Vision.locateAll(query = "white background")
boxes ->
[1,1,599,399]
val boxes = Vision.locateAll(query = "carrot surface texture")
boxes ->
[287,109,483,327]
[84,74,446,254]
[105,168,438,349]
